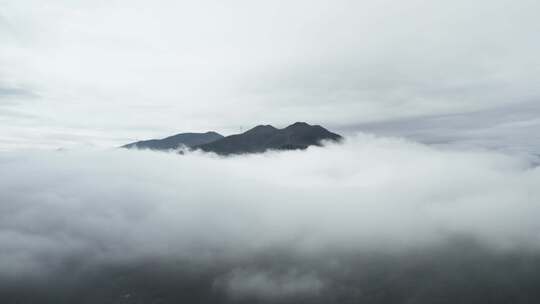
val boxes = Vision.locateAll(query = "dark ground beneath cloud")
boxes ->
[2,240,540,304]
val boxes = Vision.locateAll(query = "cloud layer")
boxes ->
[1,135,540,302]
[0,134,540,303]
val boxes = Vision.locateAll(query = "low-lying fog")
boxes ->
[1,134,540,303]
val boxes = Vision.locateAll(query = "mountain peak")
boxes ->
[245,124,278,134]
[287,122,311,128]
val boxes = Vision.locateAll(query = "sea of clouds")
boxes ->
[1,134,539,301]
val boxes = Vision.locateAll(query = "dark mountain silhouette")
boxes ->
[121,132,224,150]
[192,122,342,155]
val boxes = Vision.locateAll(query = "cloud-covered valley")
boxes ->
[1,135,540,303]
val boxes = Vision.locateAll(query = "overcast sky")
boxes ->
[1,0,539,150]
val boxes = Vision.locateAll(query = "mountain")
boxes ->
[121,131,224,150]
[192,122,342,155]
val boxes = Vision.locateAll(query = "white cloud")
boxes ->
[1,135,539,282]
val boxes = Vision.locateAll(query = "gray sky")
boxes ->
[1,0,539,150]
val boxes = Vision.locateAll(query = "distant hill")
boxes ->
[192,122,342,155]
[120,123,342,155]
[121,132,224,150]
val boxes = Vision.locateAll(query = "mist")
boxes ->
[1,135,540,303]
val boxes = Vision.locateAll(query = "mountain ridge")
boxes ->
[121,122,342,155]
[193,122,342,155]
[121,131,224,150]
